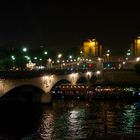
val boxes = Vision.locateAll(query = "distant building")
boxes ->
[131,36,140,56]
[82,39,102,58]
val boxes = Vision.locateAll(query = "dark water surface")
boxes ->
[1,100,140,140]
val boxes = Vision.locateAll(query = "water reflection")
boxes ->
[1,100,140,139]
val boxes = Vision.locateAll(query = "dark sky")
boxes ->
[0,0,140,52]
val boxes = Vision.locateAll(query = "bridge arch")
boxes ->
[90,75,97,83]
[0,72,85,103]
[0,84,45,103]
[76,77,88,84]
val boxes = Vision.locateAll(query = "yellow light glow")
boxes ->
[137,39,140,45]
[83,40,96,58]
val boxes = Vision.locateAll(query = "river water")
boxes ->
[0,99,140,140]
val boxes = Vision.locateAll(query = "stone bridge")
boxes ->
[0,69,139,103]
[0,70,91,103]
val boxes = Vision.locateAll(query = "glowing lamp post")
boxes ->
[96,70,101,82]
[44,51,48,55]
[136,57,140,62]
[87,71,91,80]
[11,55,16,69]
[47,58,52,69]
[58,53,62,59]
[96,70,101,75]
[22,47,27,52]
[69,55,72,59]
[57,53,62,69]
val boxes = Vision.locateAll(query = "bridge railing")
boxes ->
[0,68,82,79]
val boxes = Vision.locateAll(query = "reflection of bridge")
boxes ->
[0,70,93,103]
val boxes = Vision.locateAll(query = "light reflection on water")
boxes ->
[1,100,140,139]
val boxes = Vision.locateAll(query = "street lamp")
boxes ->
[57,53,62,68]
[87,71,92,80]
[106,49,111,62]
[58,53,62,58]
[11,55,16,69]
[47,58,52,69]
[126,49,131,56]
[11,55,15,61]
[24,56,30,61]
[107,50,110,53]
[69,55,72,59]
[96,70,101,82]
[44,51,48,55]
[22,47,27,52]
[136,57,140,62]
[34,57,37,60]
[39,58,42,66]
[96,70,101,75]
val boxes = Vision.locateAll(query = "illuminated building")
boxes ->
[132,36,140,56]
[82,39,102,58]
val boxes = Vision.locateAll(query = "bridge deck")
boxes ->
[0,69,72,79]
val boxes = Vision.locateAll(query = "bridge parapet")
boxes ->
[0,69,77,79]
[101,69,140,85]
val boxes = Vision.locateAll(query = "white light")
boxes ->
[122,61,126,65]
[136,57,140,62]
[58,54,62,58]
[34,57,37,60]
[44,51,48,55]
[87,71,91,76]
[11,56,15,60]
[96,70,101,75]
[69,55,72,59]
[57,60,60,63]
[126,52,131,56]
[77,57,80,61]
[23,48,27,52]
[48,58,52,63]
[106,53,109,56]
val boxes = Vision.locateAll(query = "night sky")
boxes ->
[0,0,140,53]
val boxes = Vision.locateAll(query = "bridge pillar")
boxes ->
[41,92,52,104]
